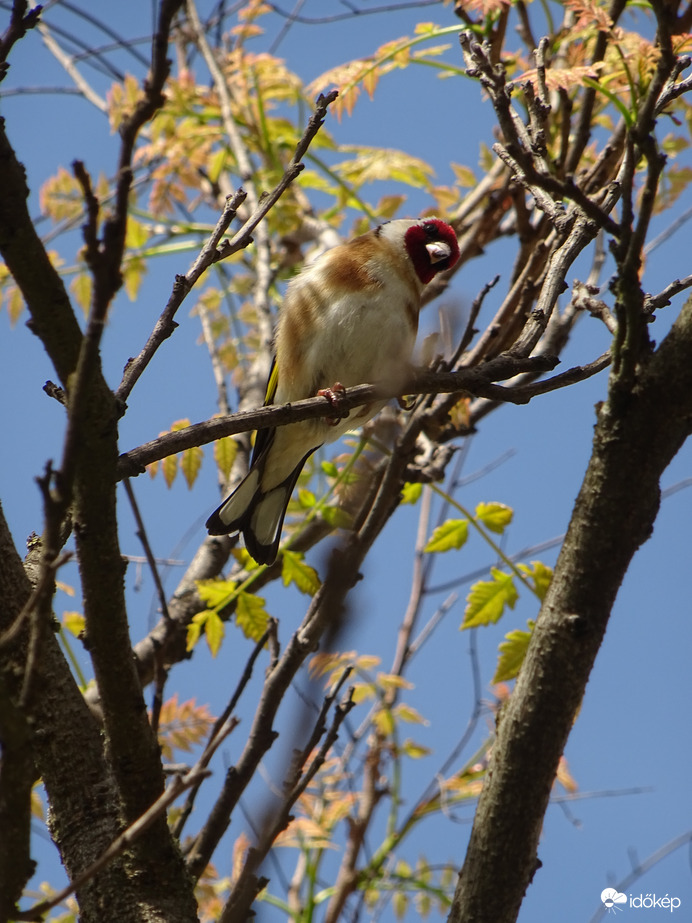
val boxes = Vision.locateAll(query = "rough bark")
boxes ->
[449,296,692,922]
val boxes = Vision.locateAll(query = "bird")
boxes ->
[205,217,460,565]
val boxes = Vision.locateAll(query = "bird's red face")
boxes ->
[404,219,460,285]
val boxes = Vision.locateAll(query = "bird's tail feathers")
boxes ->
[205,451,313,566]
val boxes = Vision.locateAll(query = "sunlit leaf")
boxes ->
[123,255,147,301]
[401,738,432,759]
[373,707,395,737]
[214,436,238,481]
[181,443,203,489]
[475,501,513,534]
[401,482,422,505]
[156,693,215,759]
[162,453,178,488]
[351,682,376,704]
[452,162,477,187]
[62,611,85,637]
[197,578,237,610]
[40,167,83,222]
[517,561,553,600]
[556,755,579,793]
[377,672,414,691]
[392,703,428,725]
[462,568,518,629]
[424,519,468,553]
[335,145,435,190]
[70,272,92,317]
[236,591,269,641]
[493,620,534,683]
[281,550,321,595]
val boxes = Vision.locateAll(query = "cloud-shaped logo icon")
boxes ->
[601,888,627,913]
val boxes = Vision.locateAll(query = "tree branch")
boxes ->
[117,356,562,478]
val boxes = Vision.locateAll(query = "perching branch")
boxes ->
[114,351,616,479]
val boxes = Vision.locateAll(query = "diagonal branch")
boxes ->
[115,352,616,479]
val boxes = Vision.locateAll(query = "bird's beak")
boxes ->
[426,241,452,264]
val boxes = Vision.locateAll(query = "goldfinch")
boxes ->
[206,217,460,565]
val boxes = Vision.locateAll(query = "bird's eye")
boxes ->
[422,221,439,239]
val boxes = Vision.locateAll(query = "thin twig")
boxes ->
[173,620,277,841]
[123,478,171,622]
[116,189,247,403]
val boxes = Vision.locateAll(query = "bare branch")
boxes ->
[117,356,561,478]
[0,0,42,82]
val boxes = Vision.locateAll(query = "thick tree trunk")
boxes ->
[449,297,692,922]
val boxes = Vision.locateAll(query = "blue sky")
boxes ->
[1,2,691,920]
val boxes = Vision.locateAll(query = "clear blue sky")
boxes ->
[1,2,691,920]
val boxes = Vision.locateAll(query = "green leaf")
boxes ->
[493,620,535,683]
[321,506,353,529]
[162,453,178,488]
[123,254,147,301]
[401,738,432,759]
[321,460,338,477]
[451,161,477,187]
[393,890,408,920]
[462,568,518,629]
[208,147,228,184]
[214,435,238,481]
[186,610,225,655]
[475,501,513,535]
[281,550,321,595]
[236,591,269,641]
[185,616,202,652]
[517,560,553,600]
[401,482,422,505]
[70,272,92,317]
[125,217,149,250]
[335,145,435,190]
[197,578,237,610]
[203,610,225,657]
[62,611,85,637]
[424,518,468,553]
[298,488,316,508]
[392,703,428,725]
[181,444,203,489]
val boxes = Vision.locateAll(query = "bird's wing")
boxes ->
[251,355,279,465]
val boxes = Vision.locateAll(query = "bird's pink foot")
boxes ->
[318,382,349,425]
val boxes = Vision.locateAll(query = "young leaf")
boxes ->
[236,591,269,641]
[392,703,429,725]
[401,738,432,759]
[156,694,215,760]
[373,707,395,737]
[493,620,535,683]
[281,550,321,595]
[62,611,85,637]
[518,560,553,600]
[424,519,469,553]
[70,272,93,317]
[197,578,237,610]
[181,443,203,489]
[401,482,422,505]
[214,435,238,481]
[194,610,225,657]
[462,568,518,629]
[475,501,513,534]
[162,452,178,488]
